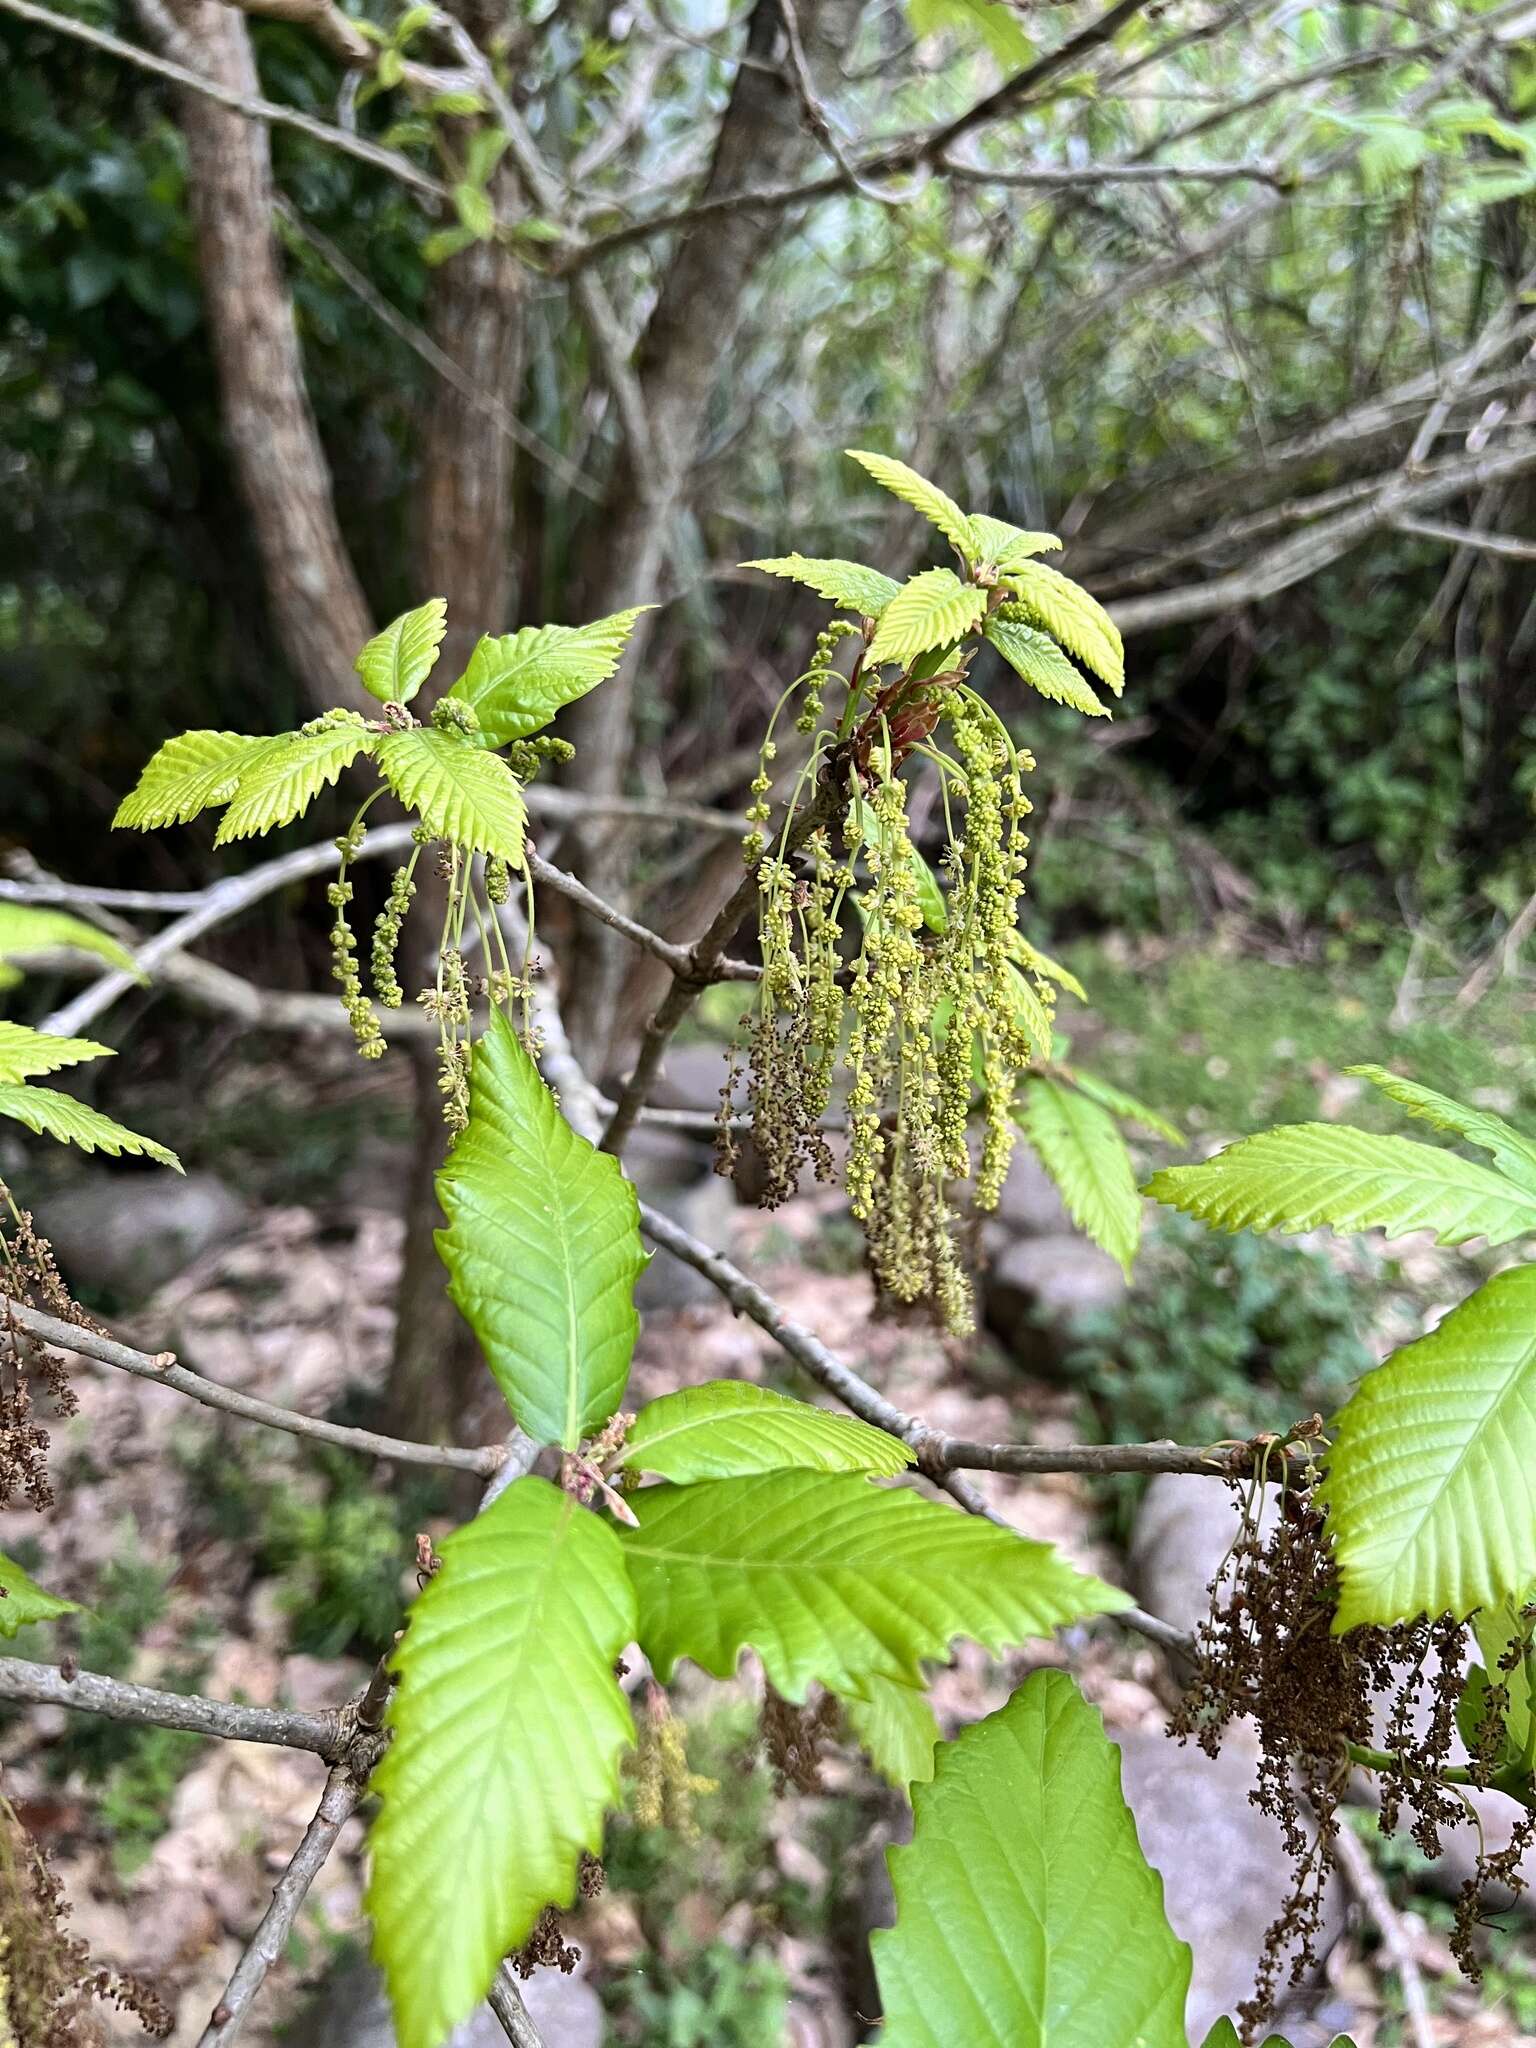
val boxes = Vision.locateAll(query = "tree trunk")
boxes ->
[562,0,854,1066]
[385,161,524,1441]
[139,0,373,710]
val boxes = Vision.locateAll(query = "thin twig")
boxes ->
[488,1968,551,2048]
[0,1655,341,1755]
[196,1766,363,2048]
[1331,1820,1437,2048]
[6,1300,502,1475]
[527,851,759,983]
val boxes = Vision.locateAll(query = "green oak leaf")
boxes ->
[623,1381,914,1483]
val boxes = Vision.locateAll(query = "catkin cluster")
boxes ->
[727,639,1052,1334]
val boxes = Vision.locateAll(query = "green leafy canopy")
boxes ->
[436,1012,643,1448]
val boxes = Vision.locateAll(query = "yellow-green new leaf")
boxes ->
[1144,1125,1536,1248]
[0,1084,181,1169]
[368,1476,636,2048]
[0,1551,79,1637]
[624,1381,914,1483]
[1017,1075,1141,1276]
[1063,1066,1186,1148]
[1345,1065,1536,1197]
[843,1673,939,1788]
[874,1671,1191,2048]
[847,449,975,558]
[0,905,141,987]
[1008,933,1087,1004]
[1004,961,1055,1060]
[966,513,1062,567]
[985,614,1110,717]
[1203,2025,1356,2048]
[354,598,447,705]
[215,722,375,844]
[867,569,986,668]
[436,1012,643,1447]
[0,1021,113,1084]
[374,727,526,863]
[112,730,268,830]
[1004,560,1124,695]
[741,555,900,618]
[1322,1263,1536,1628]
[620,1471,1129,1702]
[446,607,653,747]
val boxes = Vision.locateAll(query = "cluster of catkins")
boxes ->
[1174,1480,1535,2037]
[727,678,1044,1334]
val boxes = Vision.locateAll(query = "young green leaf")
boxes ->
[620,1470,1129,1701]
[873,1670,1191,2047]
[367,1477,635,2048]
[906,0,1033,68]
[0,905,141,989]
[965,513,1062,567]
[446,607,653,747]
[1344,1064,1536,1196]
[846,449,975,559]
[112,730,268,830]
[1201,2026,1355,2048]
[1061,1066,1186,1148]
[1004,960,1055,1060]
[1003,559,1125,695]
[214,722,375,844]
[374,727,526,863]
[436,1011,643,1447]
[842,1673,939,1788]
[740,554,900,618]
[1144,1124,1536,1248]
[353,598,448,706]
[452,179,496,239]
[985,614,1109,717]
[1469,1595,1535,1762]
[0,1551,79,1638]
[1008,932,1086,1004]
[623,1381,915,1484]
[867,569,987,668]
[0,1021,113,1084]
[1016,1075,1141,1276]
[1322,1263,1536,1628]
[0,1084,181,1169]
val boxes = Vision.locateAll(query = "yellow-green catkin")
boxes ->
[370,862,417,1008]
[328,836,386,1060]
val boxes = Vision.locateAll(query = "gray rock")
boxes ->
[1114,1728,1344,2044]
[622,1120,713,1191]
[288,1957,602,2048]
[981,1233,1128,1369]
[991,1146,1072,1238]
[36,1170,247,1302]
[649,1041,742,1115]
[1130,1474,1260,1641]
[633,1169,739,1311]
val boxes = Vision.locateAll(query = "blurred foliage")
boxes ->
[1059,1209,1377,1454]
[1061,945,1536,1139]
[182,1428,449,1659]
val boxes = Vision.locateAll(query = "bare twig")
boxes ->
[526,851,760,984]
[1454,886,1536,1013]
[1393,513,1536,562]
[196,1766,364,2048]
[488,1968,551,2048]
[1331,1820,1437,2048]
[5,1300,502,1476]
[0,1656,341,1755]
